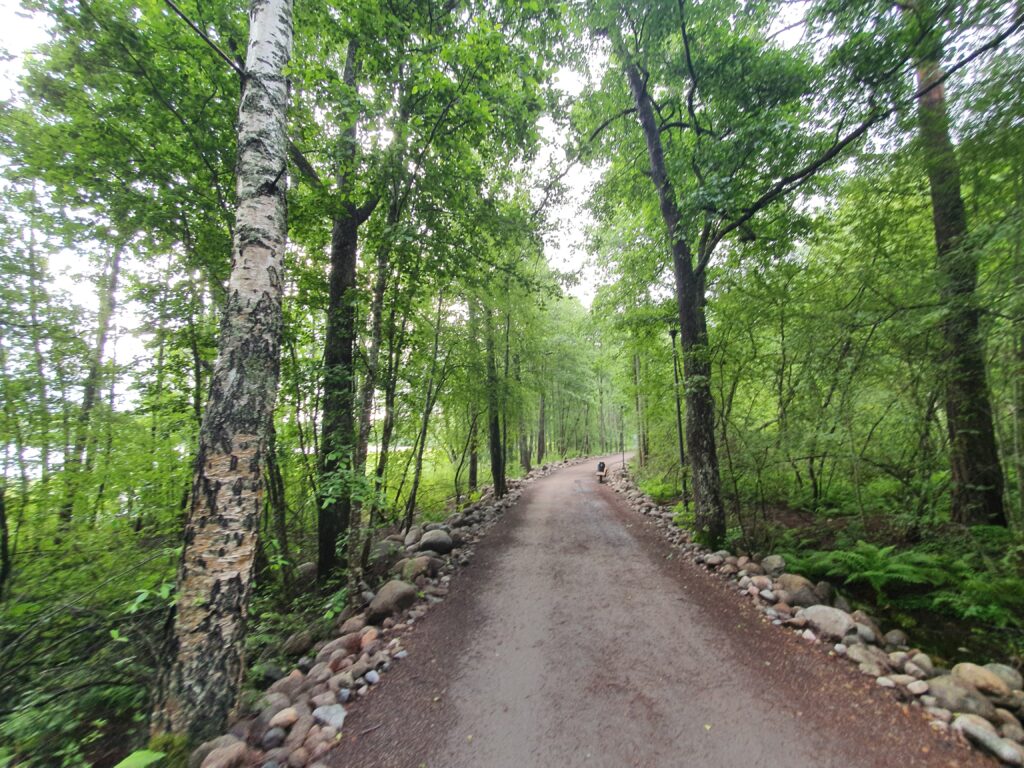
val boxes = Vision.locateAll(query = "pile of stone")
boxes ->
[190,459,585,768]
[607,472,1024,767]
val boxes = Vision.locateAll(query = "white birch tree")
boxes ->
[151,0,294,743]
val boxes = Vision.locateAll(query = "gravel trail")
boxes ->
[328,458,992,768]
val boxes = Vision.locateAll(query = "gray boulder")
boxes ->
[954,663,1012,698]
[801,605,855,640]
[312,703,347,730]
[761,555,786,577]
[846,644,891,676]
[928,675,997,720]
[883,628,909,648]
[190,735,242,768]
[366,580,418,624]
[986,663,1024,693]
[910,652,935,677]
[954,715,1024,766]
[418,529,454,554]
[401,555,441,582]
[403,526,423,547]
[282,629,315,657]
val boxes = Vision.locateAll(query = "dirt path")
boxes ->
[328,458,991,768]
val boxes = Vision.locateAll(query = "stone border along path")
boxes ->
[606,467,1024,767]
[187,458,589,768]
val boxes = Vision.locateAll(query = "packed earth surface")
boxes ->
[300,458,1001,768]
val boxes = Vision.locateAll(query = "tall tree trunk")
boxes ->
[318,41,378,579]
[624,57,725,543]
[402,292,447,529]
[632,352,646,467]
[59,244,122,525]
[151,0,292,742]
[0,484,8,599]
[91,347,118,519]
[536,391,545,465]
[265,424,293,596]
[670,329,690,507]
[468,407,479,491]
[372,312,406,505]
[1012,163,1024,527]
[916,45,1006,526]
[514,356,531,473]
[27,217,51,507]
[485,310,506,497]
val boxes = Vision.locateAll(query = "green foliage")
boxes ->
[146,734,189,768]
[785,540,950,605]
[113,751,166,768]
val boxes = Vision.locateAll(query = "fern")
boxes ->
[790,541,951,605]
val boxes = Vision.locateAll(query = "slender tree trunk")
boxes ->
[468,407,479,491]
[27,219,51,506]
[632,352,646,466]
[91,349,118,519]
[536,392,546,465]
[624,57,725,543]
[485,310,506,497]
[1013,165,1024,527]
[916,48,1006,526]
[265,424,293,595]
[0,484,8,599]
[515,357,531,472]
[151,0,292,742]
[59,244,122,525]
[355,206,398,478]
[403,292,447,528]
[373,313,406,502]
[670,329,690,508]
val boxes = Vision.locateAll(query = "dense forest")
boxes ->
[0,0,1021,764]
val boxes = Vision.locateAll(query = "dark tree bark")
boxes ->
[485,310,506,498]
[623,58,725,543]
[317,40,379,579]
[536,391,546,466]
[468,408,479,491]
[265,424,292,595]
[670,329,690,508]
[632,351,647,466]
[916,46,1006,526]
[152,0,293,743]
[0,484,9,599]
[514,356,531,473]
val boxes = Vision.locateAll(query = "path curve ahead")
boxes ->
[329,458,991,768]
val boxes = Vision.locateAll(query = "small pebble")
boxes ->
[365,669,380,685]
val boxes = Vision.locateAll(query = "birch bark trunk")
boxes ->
[151,0,293,742]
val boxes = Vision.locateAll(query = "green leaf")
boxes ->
[113,750,166,768]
